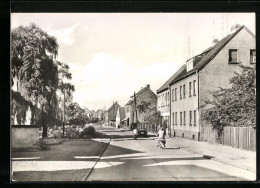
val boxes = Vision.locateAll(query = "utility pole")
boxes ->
[63,89,66,137]
[134,92,138,124]
[112,101,114,127]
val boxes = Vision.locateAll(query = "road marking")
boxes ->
[12,161,95,172]
[74,156,100,159]
[12,157,41,160]
[94,162,124,169]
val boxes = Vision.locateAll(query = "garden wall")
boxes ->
[12,125,39,150]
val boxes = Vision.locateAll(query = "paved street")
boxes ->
[87,126,255,181]
[12,125,255,181]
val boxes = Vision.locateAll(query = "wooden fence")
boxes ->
[200,126,256,151]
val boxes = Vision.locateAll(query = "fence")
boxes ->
[200,126,256,151]
[138,123,157,133]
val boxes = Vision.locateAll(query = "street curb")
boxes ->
[178,145,256,173]
[81,137,111,181]
[151,134,255,173]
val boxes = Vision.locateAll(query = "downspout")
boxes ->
[168,85,171,137]
[197,70,200,141]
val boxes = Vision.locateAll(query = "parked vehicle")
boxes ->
[133,128,148,139]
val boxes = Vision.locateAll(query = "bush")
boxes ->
[81,126,96,137]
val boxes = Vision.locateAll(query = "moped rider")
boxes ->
[157,127,166,148]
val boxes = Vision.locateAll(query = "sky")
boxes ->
[11,13,255,111]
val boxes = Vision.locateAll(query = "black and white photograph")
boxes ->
[10,12,256,182]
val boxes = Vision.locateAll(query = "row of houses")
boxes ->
[104,84,158,129]
[101,24,255,145]
[157,24,255,141]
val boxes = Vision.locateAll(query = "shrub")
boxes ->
[82,126,96,137]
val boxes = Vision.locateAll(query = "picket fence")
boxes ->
[200,126,256,151]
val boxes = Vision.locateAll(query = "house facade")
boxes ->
[169,25,255,141]
[116,107,126,128]
[126,84,157,128]
[106,101,121,127]
[157,65,186,136]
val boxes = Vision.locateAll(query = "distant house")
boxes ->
[95,109,105,121]
[125,84,157,129]
[82,107,92,120]
[116,107,126,129]
[106,102,121,127]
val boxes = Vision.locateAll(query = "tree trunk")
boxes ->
[42,111,48,138]
[42,104,49,138]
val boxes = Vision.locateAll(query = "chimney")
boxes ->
[147,84,150,89]
[212,39,219,44]
[230,24,242,34]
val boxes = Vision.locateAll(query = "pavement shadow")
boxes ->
[87,156,247,181]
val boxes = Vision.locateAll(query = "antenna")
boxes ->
[226,13,229,34]
[188,37,190,59]
[222,14,224,37]
[212,17,215,40]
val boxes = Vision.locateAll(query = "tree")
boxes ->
[202,65,256,137]
[56,61,75,128]
[68,103,88,126]
[136,100,160,125]
[11,23,64,137]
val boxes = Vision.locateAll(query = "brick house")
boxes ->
[125,84,157,129]
[106,101,120,127]
[169,25,255,141]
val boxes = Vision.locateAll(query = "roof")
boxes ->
[107,101,120,112]
[157,64,186,94]
[169,25,253,86]
[82,107,92,114]
[125,87,146,105]
[125,85,155,106]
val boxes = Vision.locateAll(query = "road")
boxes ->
[12,125,255,181]
[88,126,255,181]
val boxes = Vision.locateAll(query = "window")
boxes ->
[194,110,196,125]
[165,93,167,106]
[175,112,177,125]
[189,111,192,125]
[229,49,238,63]
[175,88,177,101]
[189,82,192,97]
[180,112,182,125]
[172,89,174,101]
[180,86,182,99]
[168,92,170,106]
[193,80,196,96]
[172,112,174,125]
[183,111,186,125]
[183,84,186,98]
[250,49,256,63]
[163,94,164,107]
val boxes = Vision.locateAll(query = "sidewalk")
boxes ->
[165,136,256,173]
